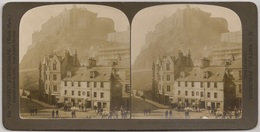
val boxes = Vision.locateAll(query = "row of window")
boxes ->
[64,90,105,98]
[178,90,218,98]
[44,74,58,81]
[64,81,104,88]
[45,84,58,92]
[177,81,218,88]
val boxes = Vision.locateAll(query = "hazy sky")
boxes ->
[19,4,129,62]
[131,4,242,64]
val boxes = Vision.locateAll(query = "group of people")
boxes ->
[52,109,59,118]
[30,108,38,116]
[143,109,151,116]
[165,110,173,119]
[207,106,242,119]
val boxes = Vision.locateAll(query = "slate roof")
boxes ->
[63,66,112,82]
[177,66,226,82]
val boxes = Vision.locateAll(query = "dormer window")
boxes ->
[90,71,95,78]
[53,60,57,70]
[166,62,170,71]
[204,71,209,78]
[180,71,185,78]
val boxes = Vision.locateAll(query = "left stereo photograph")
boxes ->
[19,4,130,119]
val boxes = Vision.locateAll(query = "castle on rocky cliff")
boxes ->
[28,5,115,51]
[142,5,228,50]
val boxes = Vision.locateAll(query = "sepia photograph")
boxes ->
[131,4,242,119]
[19,4,130,119]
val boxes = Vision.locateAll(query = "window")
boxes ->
[166,63,170,71]
[87,82,90,87]
[64,90,67,95]
[94,82,97,87]
[207,92,210,98]
[49,74,50,80]
[185,82,188,87]
[178,90,181,95]
[45,74,47,80]
[45,84,47,90]
[53,74,57,81]
[53,85,57,92]
[214,92,217,98]
[94,92,97,97]
[72,90,74,96]
[196,91,199,96]
[192,91,194,96]
[82,91,86,96]
[200,82,203,88]
[239,84,242,93]
[71,81,74,86]
[239,70,242,80]
[78,91,81,96]
[101,82,104,88]
[191,82,194,87]
[53,64,56,70]
[185,91,188,96]
[101,92,104,98]
[207,82,210,88]
[167,75,170,81]
[78,81,81,87]
[87,91,90,97]
[65,81,67,86]
[214,82,217,88]
[178,82,180,87]
[167,85,171,92]
[125,84,130,93]
[200,92,203,97]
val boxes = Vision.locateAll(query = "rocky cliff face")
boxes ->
[20,6,115,70]
[133,6,229,70]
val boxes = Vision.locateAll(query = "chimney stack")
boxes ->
[201,58,210,69]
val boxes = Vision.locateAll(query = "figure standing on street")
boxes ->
[165,110,169,119]
[169,110,172,119]
[52,110,55,118]
[56,109,59,118]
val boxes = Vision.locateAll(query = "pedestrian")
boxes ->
[52,110,55,118]
[148,109,151,115]
[165,110,168,119]
[169,110,172,119]
[35,109,38,115]
[71,111,74,118]
[56,109,59,118]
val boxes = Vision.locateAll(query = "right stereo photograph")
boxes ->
[131,4,242,119]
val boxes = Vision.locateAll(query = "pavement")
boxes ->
[21,108,130,119]
[21,96,56,108]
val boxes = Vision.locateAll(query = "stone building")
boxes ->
[59,58,129,111]
[39,50,80,104]
[203,31,242,66]
[59,59,113,110]
[226,58,242,108]
[154,50,194,104]
[112,60,130,109]
[89,29,130,66]
[173,59,232,111]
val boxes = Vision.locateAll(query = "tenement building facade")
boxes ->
[39,50,80,104]
[154,50,239,111]
[154,50,194,105]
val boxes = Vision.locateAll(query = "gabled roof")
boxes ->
[63,66,112,82]
[177,66,226,82]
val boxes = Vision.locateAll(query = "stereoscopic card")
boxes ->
[2,2,258,130]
